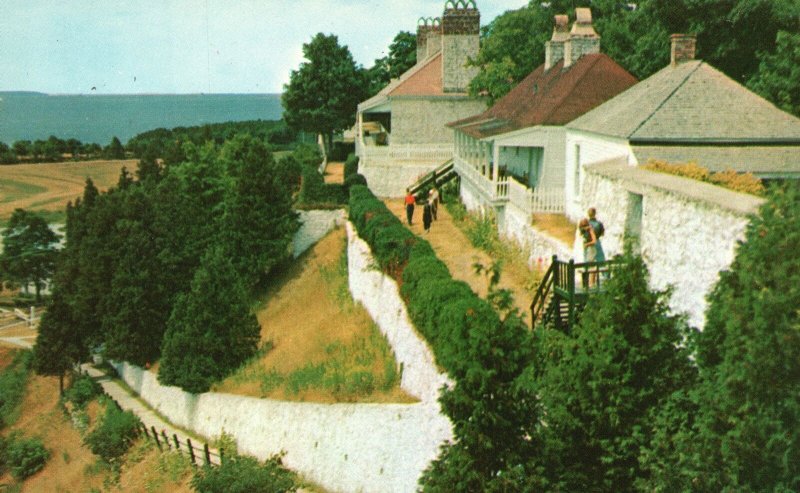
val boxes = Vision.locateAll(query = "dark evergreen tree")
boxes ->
[220,135,299,289]
[530,254,695,491]
[647,184,800,491]
[158,246,261,394]
[105,136,125,159]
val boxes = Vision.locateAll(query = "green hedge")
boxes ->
[347,184,505,378]
[344,153,359,180]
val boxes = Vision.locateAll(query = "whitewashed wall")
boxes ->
[112,218,454,493]
[113,363,451,493]
[293,209,346,258]
[500,201,575,264]
[360,161,440,198]
[581,160,763,329]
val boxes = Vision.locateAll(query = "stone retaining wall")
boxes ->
[293,209,346,258]
[112,217,453,493]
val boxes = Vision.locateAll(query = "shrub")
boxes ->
[0,350,32,429]
[343,172,367,192]
[642,159,765,196]
[5,435,49,480]
[191,453,298,493]
[343,153,359,180]
[84,402,140,462]
[64,373,101,409]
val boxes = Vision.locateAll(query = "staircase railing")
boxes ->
[531,256,624,329]
[408,158,455,196]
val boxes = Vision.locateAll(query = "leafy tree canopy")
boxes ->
[282,33,368,150]
[366,31,417,96]
[0,208,61,301]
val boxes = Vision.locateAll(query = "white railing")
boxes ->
[530,187,565,213]
[507,177,532,213]
[453,156,511,203]
[360,143,453,163]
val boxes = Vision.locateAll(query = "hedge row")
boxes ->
[348,184,505,380]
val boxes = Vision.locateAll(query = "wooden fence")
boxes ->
[138,423,223,467]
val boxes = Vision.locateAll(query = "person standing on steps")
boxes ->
[423,200,433,233]
[588,207,605,262]
[405,189,416,225]
[579,217,598,287]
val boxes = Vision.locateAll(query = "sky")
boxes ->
[0,0,527,95]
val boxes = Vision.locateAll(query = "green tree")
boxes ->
[220,135,299,289]
[747,30,800,117]
[0,209,60,301]
[530,254,695,491]
[282,33,368,153]
[366,31,417,96]
[647,184,800,491]
[158,246,261,394]
[105,136,125,159]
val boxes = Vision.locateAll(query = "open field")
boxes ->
[215,227,415,404]
[0,159,134,225]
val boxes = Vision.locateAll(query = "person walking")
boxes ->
[429,187,439,221]
[423,200,433,233]
[405,189,415,225]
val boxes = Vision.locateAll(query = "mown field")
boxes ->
[0,160,133,225]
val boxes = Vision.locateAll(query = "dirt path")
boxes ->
[384,199,533,325]
[323,161,344,184]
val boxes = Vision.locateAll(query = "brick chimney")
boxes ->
[670,34,696,65]
[545,15,569,70]
[427,18,442,58]
[563,8,600,68]
[441,0,480,93]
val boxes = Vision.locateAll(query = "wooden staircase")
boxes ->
[530,255,621,331]
[408,158,456,197]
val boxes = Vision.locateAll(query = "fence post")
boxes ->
[173,434,180,450]
[161,430,170,449]
[152,426,162,451]
[204,443,211,466]
[219,447,224,465]
[187,438,196,465]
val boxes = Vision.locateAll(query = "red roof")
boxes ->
[388,53,446,97]
[449,53,637,138]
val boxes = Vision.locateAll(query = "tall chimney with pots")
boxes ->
[563,7,600,68]
[441,0,480,93]
[426,18,442,58]
[545,15,569,70]
[670,34,696,65]
[416,19,430,63]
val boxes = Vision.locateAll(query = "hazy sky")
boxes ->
[0,0,526,95]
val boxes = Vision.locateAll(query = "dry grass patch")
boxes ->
[214,227,414,404]
[531,213,577,246]
[0,159,133,224]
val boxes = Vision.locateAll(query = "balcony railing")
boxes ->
[360,142,453,164]
[454,156,509,203]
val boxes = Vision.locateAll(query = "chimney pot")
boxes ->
[545,14,570,70]
[670,33,696,65]
[564,8,600,68]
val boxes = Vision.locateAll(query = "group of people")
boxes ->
[405,187,439,233]
[578,207,605,263]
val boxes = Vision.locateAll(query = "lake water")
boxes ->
[0,92,283,145]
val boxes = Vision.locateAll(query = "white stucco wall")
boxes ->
[500,202,575,265]
[360,162,443,198]
[112,219,454,493]
[565,129,634,221]
[293,209,347,258]
[112,363,452,493]
[392,98,485,145]
[581,161,763,329]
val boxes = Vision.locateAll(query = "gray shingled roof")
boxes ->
[632,145,800,176]
[568,60,800,142]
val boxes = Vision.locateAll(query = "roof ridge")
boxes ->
[627,61,703,138]
[538,54,601,124]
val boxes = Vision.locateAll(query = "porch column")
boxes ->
[492,143,500,183]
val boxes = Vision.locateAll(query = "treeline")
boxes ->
[32,134,307,394]
[126,119,300,164]
[0,136,118,164]
[472,0,800,115]
[349,182,800,491]
[0,120,301,165]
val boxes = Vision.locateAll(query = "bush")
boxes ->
[191,454,298,493]
[642,159,765,196]
[343,153,359,180]
[64,373,101,409]
[343,173,367,192]
[0,350,33,429]
[84,402,140,462]
[5,435,49,480]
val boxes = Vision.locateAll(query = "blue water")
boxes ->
[0,92,283,145]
